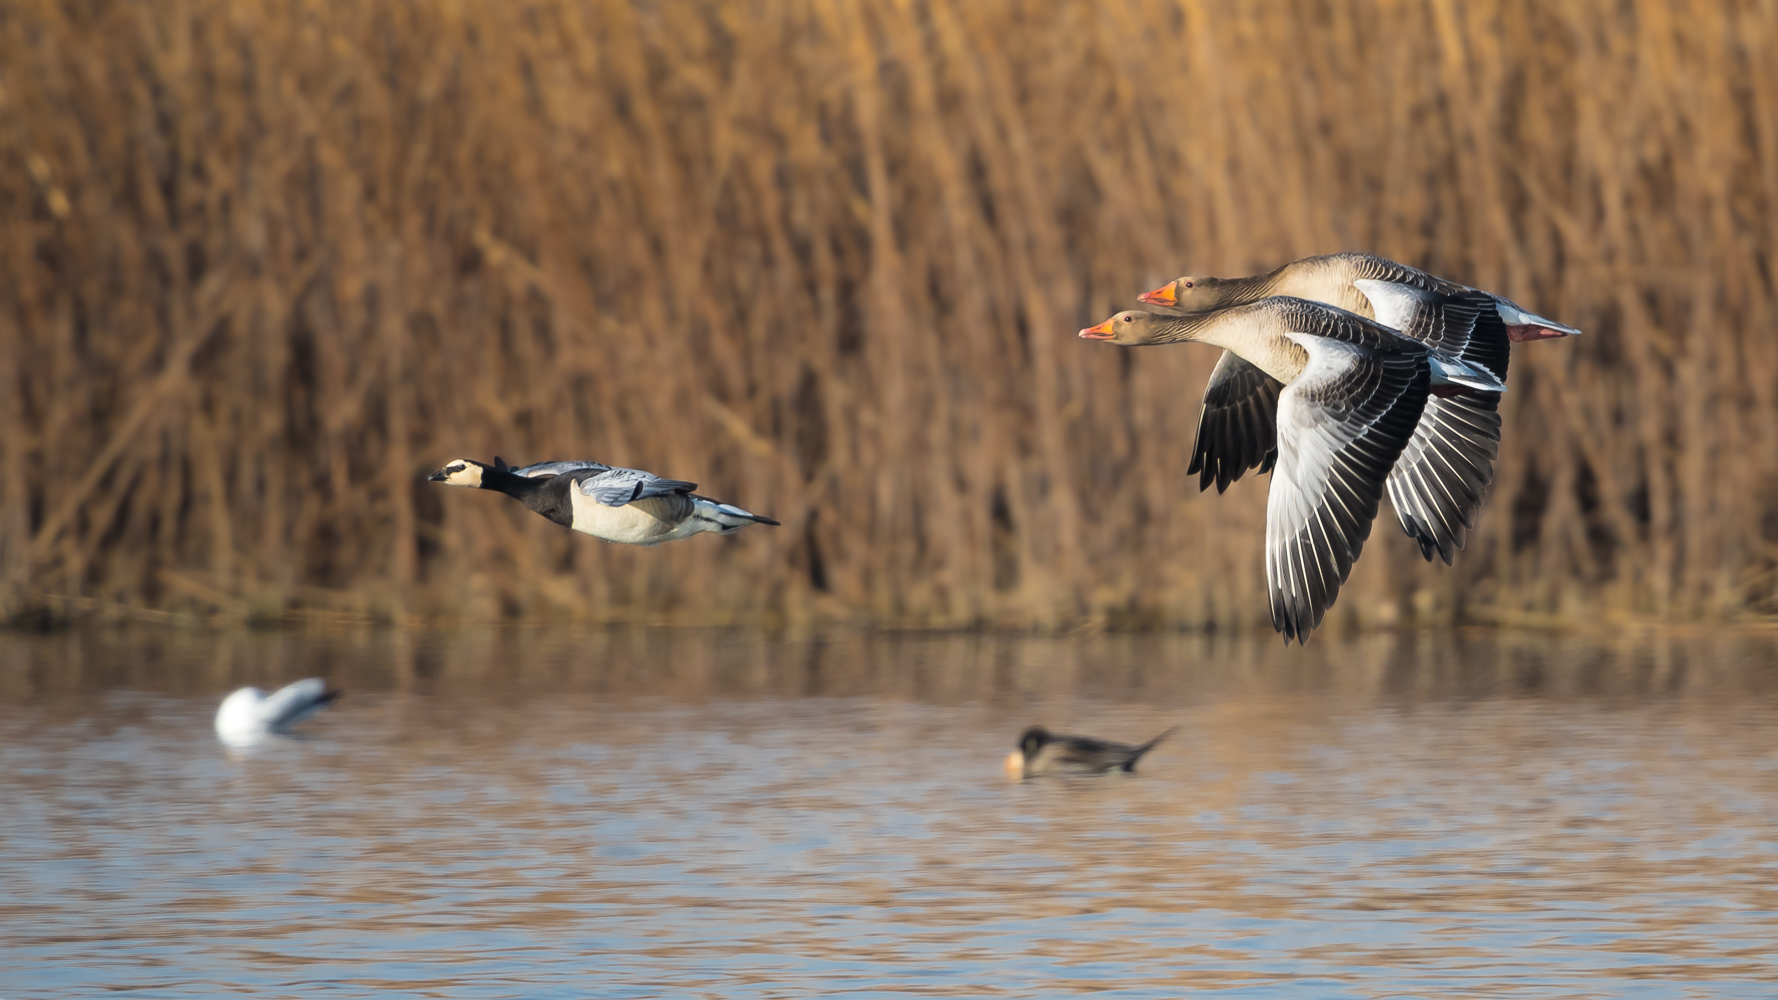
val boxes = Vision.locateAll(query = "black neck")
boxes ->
[481,467,545,500]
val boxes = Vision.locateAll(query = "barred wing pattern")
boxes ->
[1189,351,1283,493]
[1267,336,1429,644]
[509,460,611,479]
[573,467,698,507]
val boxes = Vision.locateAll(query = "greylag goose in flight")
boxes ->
[215,678,340,746]
[1080,297,1449,644]
[1005,725,1176,779]
[1139,253,1581,563]
[429,457,779,545]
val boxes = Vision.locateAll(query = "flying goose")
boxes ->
[1139,253,1582,563]
[1080,297,1438,644]
[429,457,779,545]
[215,678,340,745]
[1005,725,1176,779]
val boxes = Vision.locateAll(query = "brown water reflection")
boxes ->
[1,627,1775,998]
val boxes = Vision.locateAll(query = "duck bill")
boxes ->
[1004,750,1026,780]
[1137,281,1178,307]
[1078,318,1117,340]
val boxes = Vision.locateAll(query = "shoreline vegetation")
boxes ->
[4,0,1777,631]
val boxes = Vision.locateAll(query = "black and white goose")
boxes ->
[1139,253,1581,563]
[428,457,779,545]
[1080,297,1462,644]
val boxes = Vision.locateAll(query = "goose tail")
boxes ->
[1494,298,1584,341]
[691,495,781,533]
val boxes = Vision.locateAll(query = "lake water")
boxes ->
[2,627,1776,998]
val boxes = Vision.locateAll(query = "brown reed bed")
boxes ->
[2,0,1775,631]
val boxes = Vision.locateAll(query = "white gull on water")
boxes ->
[214,678,340,745]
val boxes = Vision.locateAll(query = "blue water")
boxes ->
[2,628,1776,998]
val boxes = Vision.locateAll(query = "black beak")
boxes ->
[428,470,447,482]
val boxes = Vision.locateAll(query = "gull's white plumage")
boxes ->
[215,678,340,745]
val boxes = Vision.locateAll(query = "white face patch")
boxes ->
[434,460,484,488]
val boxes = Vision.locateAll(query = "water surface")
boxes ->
[3,628,1776,997]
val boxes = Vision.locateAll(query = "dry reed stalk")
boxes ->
[1,0,1774,629]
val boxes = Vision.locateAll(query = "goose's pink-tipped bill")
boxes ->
[1079,317,1117,340]
[1138,281,1178,307]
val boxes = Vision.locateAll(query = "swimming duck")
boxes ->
[215,678,340,745]
[429,457,779,545]
[1080,297,1443,643]
[1006,725,1176,778]
[1139,253,1581,563]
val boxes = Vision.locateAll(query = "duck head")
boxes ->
[1004,749,1026,780]
[1005,725,1052,780]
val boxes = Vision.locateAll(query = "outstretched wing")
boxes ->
[1385,391,1502,564]
[259,678,341,731]
[510,459,612,479]
[575,467,698,507]
[1353,280,1511,384]
[1189,350,1282,493]
[1268,337,1429,645]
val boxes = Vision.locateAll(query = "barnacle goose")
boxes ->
[428,457,779,545]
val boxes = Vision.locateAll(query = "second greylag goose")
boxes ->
[1080,297,1438,644]
[1139,253,1582,563]
[429,457,779,545]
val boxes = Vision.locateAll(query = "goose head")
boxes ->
[429,459,490,488]
[1139,275,1247,312]
[1079,310,1187,345]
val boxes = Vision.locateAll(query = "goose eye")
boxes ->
[1183,281,1194,289]
[1121,315,1132,322]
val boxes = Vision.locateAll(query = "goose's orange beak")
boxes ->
[1138,281,1178,307]
[1079,317,1117,340]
